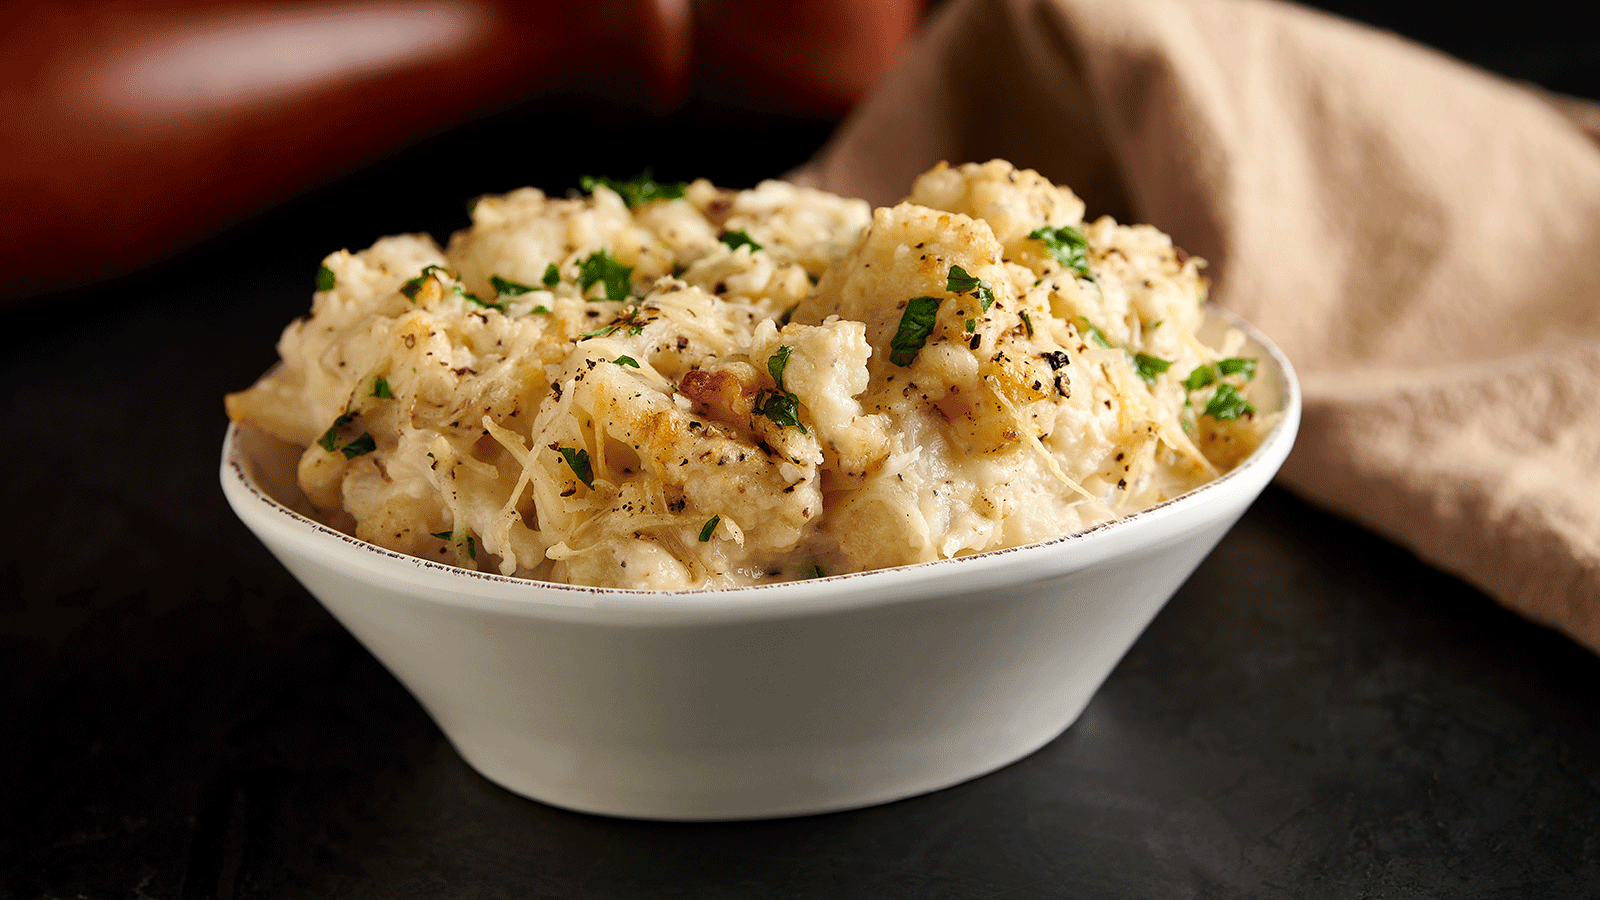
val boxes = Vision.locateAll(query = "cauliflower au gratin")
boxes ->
[226,160,1272,588]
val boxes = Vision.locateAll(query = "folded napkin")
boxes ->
[794,0,1600,653]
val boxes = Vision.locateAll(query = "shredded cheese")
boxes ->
[226,160,1275,588]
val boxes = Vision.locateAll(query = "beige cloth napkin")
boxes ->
[794,0,1600,653]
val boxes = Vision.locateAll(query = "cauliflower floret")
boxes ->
[908,159,1087,257]
[226,161,1275,588]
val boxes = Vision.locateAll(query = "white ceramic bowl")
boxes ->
[221,307,1299,821]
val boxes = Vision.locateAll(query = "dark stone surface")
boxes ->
[4,5,1598,897]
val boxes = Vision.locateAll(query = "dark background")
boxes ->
[4,3,1599,898]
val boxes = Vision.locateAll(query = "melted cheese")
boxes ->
[226,161,1273,588]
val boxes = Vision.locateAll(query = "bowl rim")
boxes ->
[221,305,1301,618]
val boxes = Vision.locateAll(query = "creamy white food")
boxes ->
[226,160,1273,588]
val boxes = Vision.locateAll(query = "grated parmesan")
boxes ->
[226,160,1274,588]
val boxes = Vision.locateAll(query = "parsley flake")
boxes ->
[557,446,593,488]
[1218,357,1258,380]
[890,296,943,366]
[577,249,633,302]
[579,324,621,340]
[698,515,720,542]
[767,345,793,392]
[400,264,448,302]
[338,432,376,459]
[1029,225,1093,279]
[372,376,392,399]
[316,411,356,453]
[431,530,477,560]
[1202,383,1255,420]
[719,230,762,252]
[1182,358,1259,420]
[1080,318,1114,349]
[580,171,687,208]
[756,390,806,433]
[613,355,640,368]
[1183,365,1217,392]
[401,265,500,311]
[946,264,995,311]
[1183,358,1256,392]
[1133,353,1171,386]
[462,291,501,311]
[316,264,336,291]
[491,275,538,297]
[754,346,805,432]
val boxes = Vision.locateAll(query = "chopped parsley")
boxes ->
[579,305,648,339]
[316,264,336,291]
[431,530,477,560]
[613,355,640,368]
[543,263,561,287]
[400,265,447,302]
[719,230,762,252]
[753,345,805,431]
[403,264,500,310]
[490,275,538,297]
[1183,358,1259,420]
[1029,225,1093,279]
[1202,383,1255,420]
[1133,353,1171,386]
[1020,310,1034,337]
[316,411,365,457]
[767,345,793,391]
[557,446,593,488]
[1079,318,1114,348]
[577,249,633,302]
[337,432,375,459]
[756,390,805,433]
[463,291,501,311]
[778,303,799,326]
[698,515,720,542]
[889,296,943,366]
[1184,358,1257,392]
[1183,365,1217,392]
[372,376,392,399]
[1218,357,1258,379]
[946,264,995,311]
[579,171,687,208]
[316,422,343,452]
